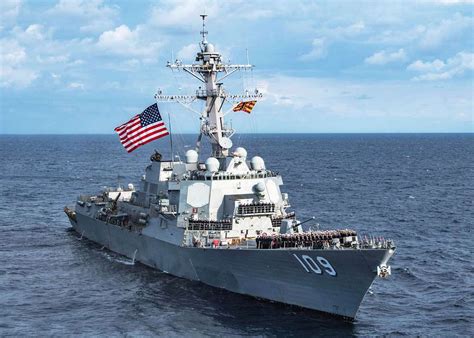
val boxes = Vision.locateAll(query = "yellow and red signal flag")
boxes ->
[233,100,257,114]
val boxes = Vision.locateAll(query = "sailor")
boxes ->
[150,150,162,162]
[290,234,296,247]
[271,235,277,249]
[276,235,282,249]
[265,236,272,249]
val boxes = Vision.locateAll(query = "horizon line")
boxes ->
[0,132,473,136]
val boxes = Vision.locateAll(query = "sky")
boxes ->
[0,0,473,134]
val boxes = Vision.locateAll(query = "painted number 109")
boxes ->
[293,254,337,277]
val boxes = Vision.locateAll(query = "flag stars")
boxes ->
[114,103,169,153]
[140,103,163,127]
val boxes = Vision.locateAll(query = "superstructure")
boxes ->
[65,15,395,319]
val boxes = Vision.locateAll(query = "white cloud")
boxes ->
[0,0,22,25]
[0,39,26,65]
[334,21,366,36]
[299,21,367,61]
[24,24,45,39]
[148,0,304,31]
[25,24,44,40]
[11,24,48,42]
[407,51,474,80]
[96,25,161,58]
[68,82,84,89]
[251,75,473,131]
[242,8,274,20]
[366,13,472,53]
[0,39,37,88]
[37,54,70,64]
[365,48,407,65]
[48,0,118,33]
[97,25,134,50]
[0,22,92,88]
[0,67,38,88]
[407,59,445,72]
[177,43,199,60]
[418,13,473,49]
[299,38,327,61]
[150,0,219,29]
[424,0,474,4]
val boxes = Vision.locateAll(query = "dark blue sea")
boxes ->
[0,134,472,336]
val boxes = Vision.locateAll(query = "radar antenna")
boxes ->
[200,14,208,47]
[156,15,262,163]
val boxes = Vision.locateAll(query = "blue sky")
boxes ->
[0,0,472,134]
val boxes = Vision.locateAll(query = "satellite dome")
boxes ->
[234,147,247,159]
[205,43,215,53]
[250,156,265,170]
[255,182,265,192]
[205,157,220,172]
[185,149,198,164]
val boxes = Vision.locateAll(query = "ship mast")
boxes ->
[155,15,262,163]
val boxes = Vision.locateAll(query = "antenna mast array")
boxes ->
[155,15,262,160]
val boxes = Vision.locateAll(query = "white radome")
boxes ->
[250,156,265,170]
[234,147,247,159]
[205,157,220,172]
[185,149,199,164]
[205,43,215,53]
[255,182,266,192]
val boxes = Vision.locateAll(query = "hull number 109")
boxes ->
[293,254,337,276]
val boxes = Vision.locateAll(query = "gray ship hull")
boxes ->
[70,214,392,319]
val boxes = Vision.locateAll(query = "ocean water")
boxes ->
[0,134,472,336]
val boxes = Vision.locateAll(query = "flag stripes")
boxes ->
[114,103,169,153]
[233,100,257,114]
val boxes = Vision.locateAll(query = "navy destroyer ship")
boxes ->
[64,15,395,319]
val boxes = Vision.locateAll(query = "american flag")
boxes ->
[114,103,169,153]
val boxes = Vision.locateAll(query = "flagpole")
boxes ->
[168,112,174,161]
